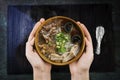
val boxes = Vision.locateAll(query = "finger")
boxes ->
[85,37,93,55]
[30,37,35,46]
[76,21,81,25]
[40,18,45,23]
[31,18,45,34]
[28,18,45,41]
[85,37,94,62]
[26,37,35,52]
[81,24,92,42]
[26,42,33,55]
[77,22,92,42]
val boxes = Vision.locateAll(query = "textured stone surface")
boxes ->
[0,0,120,80]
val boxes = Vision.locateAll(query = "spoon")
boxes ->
[96,26,105,55]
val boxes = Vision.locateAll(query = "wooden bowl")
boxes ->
[35,16,85,66]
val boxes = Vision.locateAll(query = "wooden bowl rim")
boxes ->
[35,16,85,66]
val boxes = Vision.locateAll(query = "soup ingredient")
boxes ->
[70,43,80,56]
[40,20,63,43]
[63,22,73,33]
[48,43,79,62]
[48,54,63,62]
[55,32,70,53]
[63,43,79,62]
[65,42,74,51]
[38,19,81,63]
[39,44,56,55]
[71,35,81,43]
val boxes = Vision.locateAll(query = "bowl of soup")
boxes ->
[35,16,85,66]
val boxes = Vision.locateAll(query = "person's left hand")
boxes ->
[26,18,51,80]
[69,22,94,80]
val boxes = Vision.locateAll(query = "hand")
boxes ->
[69,22,94,80]
[26,18,51,80]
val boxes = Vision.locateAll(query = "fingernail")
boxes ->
[40,18,45,22]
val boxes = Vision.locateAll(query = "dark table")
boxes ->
[7,4,114,74]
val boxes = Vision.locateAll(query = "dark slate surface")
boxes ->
[0,0,120,80]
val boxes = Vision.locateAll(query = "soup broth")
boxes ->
[38,19,82,63]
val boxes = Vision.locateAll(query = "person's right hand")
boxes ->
[26,18,51,80]
[69,22,94,80]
